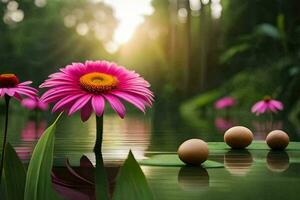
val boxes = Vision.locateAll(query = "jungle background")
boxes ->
[1,0,300,144]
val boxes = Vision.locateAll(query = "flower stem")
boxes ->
[0,95,10,182]
[94,115,109,199]
[94,115,104,153]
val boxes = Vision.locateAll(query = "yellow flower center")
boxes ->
[0,73,19,88]
[79,72,118,94]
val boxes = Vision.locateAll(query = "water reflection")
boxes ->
[177,166,209,191]
[252,121,283,140]
[14,119,47,161]
[52,155,119,199]
[102,115,151,162]
[266,151,290,173]
[21,120,47,141]
[15,146,32,160]
[224,150,253,176]
[214,117,236,132]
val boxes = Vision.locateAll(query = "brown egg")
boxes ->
[224,126,253,149]
[178,139,209,165]
[266,130,289,150]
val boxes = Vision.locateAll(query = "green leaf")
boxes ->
[24,114,63,200]
[255,23,280,39]
[220,43,251,63]
[113,151,154,200]
[139,154,224,168]
[2,143,26,200]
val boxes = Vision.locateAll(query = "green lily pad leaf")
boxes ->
[139,154,224,168]
[113,150,154,200]
[24,114,63,200]
[207,142,300,151]
[1,143,26,200]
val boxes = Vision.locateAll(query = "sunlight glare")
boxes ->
[103,0,154,46]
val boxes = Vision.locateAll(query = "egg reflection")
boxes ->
[177,166,209,191]
[266,151,289,172]
[224,150,253,176]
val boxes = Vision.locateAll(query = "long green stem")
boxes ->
[94,115,110,199]
[0,95,10,182]
[94,115,104,153]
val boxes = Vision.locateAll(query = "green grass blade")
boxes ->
[24,114,63,200]
[113,150,154,200]
[3,143,26,200]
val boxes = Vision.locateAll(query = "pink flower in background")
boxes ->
[251,96,283,115]
[214,96,236,109]
[40,61,154,121]
[0,74,37,100]
[21,97,49,111]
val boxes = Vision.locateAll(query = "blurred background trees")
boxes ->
[0,0,300,117]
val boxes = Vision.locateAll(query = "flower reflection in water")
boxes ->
[15,120,47,162]
[52,155,119,200]
[266,151,289,173]
[177,166,209,191]
[100,115,151,163]
[21,120,47,141]
[15,146,32,161]
[252,121,283,140]
[224,150,253,176]
[215,117,236,132]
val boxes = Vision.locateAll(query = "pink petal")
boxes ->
[21,99,37,110]
[103,94,126,118]
[13,93,22,101]
[52,94,85,112]
[80,102,93,122]
[3,88,15,97]
[68,95,92,115]
[251,101,265,113]
[18,81,33,86]
[270,100,283,110]
[111,91,146,112]
[37,101,49,111]
[91,95,105,117]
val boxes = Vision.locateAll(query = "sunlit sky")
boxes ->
[89,0,154,53]
[103,0,154,45]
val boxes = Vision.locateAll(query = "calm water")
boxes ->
[0,106,300,199]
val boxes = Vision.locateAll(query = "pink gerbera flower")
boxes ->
[0,73,37,181]
[214,96,236,109]
[251,96,283,115]
[0,74,37,100]
[40,61,154,121]
[21,97,49,111]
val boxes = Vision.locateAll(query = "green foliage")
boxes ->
[139,154,224,168]
[113,151,154,200]
[220,43,251,64]
[255,24,280,39]
[24,114,62,200]
[2,143,26,200]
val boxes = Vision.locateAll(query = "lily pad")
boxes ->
[207,141,300,151]
[139,154,223,168]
